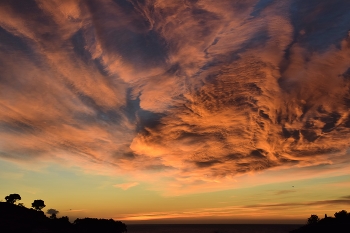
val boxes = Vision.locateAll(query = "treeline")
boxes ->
[0,193,127,233]
[290,210,350,233]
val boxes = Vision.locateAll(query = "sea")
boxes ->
[126,224,302,233]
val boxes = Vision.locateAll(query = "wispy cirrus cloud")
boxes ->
[113,182,139,190]
[274,190,296,195]
[116,195,350,222]
[1,0,350,194]
[66,209,87,213]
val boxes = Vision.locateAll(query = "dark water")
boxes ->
[127,224,302,233]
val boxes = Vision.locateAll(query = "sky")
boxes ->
[0,0,350,224]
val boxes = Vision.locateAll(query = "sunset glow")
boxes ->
[1,0,350,224]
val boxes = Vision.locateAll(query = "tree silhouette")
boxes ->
[307,214,320,224]
[334,210,349,221]
[291,209,350,232]
[46,208,59,219]
[32,199,46,211]
[1,194,128,233]
[5,193,21,204]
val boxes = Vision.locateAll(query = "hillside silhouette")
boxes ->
[290,210,350,233]
[0,202,49,232]
[2,192,349,233]
[0,196,127,233]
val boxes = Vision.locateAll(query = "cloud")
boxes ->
[274,190,296,195]
[245,197,350,209]
[113,182,139,190]
[66,209,86,213]
[115,196,350,222]
[1,0,350,194]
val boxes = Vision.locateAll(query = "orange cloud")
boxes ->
[1,0,350,195]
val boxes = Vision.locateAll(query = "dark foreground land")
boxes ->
[1,201,350,233]
[127,214,350,233]
[290,210,350,233]
[0,202,127,233]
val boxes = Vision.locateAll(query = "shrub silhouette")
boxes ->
[291,209,350,233]
[334,210,349,221]
[46,208,59,219]
[5,193,21,204]
[1,194,128,233]
[32,199,46,211]
[74,218,127,233]
[307,214,320,224]
[59,216,69,222]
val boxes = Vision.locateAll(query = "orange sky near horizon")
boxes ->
[0,0,350,224]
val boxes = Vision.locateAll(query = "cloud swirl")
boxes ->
[0,0,350,194]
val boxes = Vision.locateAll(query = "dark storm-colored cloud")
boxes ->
[0,0,350,193]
